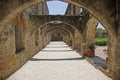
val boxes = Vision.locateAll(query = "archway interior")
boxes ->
[21,0,111,61]
[92,22,109,69]
[1,0,111,65]
[95,23,108,57]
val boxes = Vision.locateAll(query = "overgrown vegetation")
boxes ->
[95,28,107,38]
[95,38,107,46]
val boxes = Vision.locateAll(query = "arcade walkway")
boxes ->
[7,41,111,80]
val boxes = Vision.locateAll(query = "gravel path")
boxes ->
[95,46,107,60]
[7,41,111,80]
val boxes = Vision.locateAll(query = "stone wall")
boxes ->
[0,3,50,80]
[65,4,80,15]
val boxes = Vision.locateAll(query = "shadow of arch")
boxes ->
[29,57,85,61]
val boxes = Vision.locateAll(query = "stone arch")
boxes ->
[0,0,116,38]
[46,29,68,38]
[44,28,72,41]
[51,32,63,41]
[31,20,80,36]
[42,26,74,35]
[41,27,72,37]
[85,17,99,45]
[42,26,75,45]
[45,28,70,41]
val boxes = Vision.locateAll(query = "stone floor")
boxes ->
[95,46,107,60]
[7,41,111,80]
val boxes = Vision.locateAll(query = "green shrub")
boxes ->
[95,38,107,46]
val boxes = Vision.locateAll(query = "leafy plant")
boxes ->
[95,28,107,38]
[95,38,107,46]
[88,43,95,52]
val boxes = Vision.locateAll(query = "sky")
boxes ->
[46,1,68,15]
[46,1,104,29]
[97,23,105,29]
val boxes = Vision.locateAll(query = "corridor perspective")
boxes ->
[0,1,120,80]
[7,42,111,80]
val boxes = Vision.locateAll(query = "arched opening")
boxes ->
[51,33,63,41]
[94,23,108,69]
[95,23,108,58]
[85,22,109,69]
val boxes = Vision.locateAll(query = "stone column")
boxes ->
[44,36,46,47]
[72,34,75,49]
[46,35,48,45]
[107,2,120,79]
[48,36,51,43]
[42,36,44,48]
[39,35,42,50]
[81,35,87,56]
[107,36,120,80]
[46,35,49,45]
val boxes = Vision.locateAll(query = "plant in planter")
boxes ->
[86,43,95,57]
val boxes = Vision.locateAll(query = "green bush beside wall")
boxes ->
[95,38,107,46]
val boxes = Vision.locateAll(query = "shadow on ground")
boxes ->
[88,56,106,69]
[29,57,85,61]
[41,50,73,52]
[46,46,69,48]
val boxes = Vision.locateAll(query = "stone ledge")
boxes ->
[85,57,110,77]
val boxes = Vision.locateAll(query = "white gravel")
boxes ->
[95,46,107,60]
[7,41,111,80]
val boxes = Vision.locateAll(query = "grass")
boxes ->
[95,38,107,46]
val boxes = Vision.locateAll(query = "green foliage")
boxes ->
[96,28,107,33]
[88,43,95,51]
[96,28,107,38]
[65,39,72,45]
[95,38,107,46]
